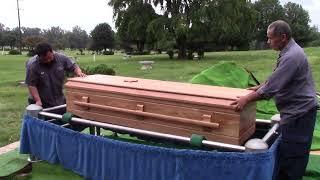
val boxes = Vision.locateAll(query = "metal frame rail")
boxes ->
[26,104,280,152]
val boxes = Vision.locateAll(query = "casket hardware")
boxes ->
[81,96,89,110]
[201,114,219,132]
[136,104,145,120]
[73,101,220,129]
[136,104,144,112]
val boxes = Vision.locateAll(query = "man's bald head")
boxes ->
[268,20,292,40]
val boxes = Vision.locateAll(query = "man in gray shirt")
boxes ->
[26,42,86,113]
[231,20,318,179]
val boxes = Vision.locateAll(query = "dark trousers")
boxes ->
[277,107,317,180]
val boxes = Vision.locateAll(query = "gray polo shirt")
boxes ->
[25,52,77,108]
[257,39,318,124]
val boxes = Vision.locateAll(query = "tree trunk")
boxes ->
[176,37,187,59]
[177,44,186,59]
[137,41,144,53]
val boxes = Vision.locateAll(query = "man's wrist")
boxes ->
[35,100,42,106]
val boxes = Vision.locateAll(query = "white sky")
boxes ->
[0,0,319,33]
[0,0,114,33]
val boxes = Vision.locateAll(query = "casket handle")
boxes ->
[73,101,220,129]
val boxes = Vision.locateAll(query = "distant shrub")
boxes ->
[167,50,174,59]
[102,51,114,55]
[130,51,150,55]
[197,50,204,59]
[8,49,21,55]
[27,50,36,57]
[83,64,116,75]
[308,39,320,47]
[187,51,194,60]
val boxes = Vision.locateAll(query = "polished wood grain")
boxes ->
[67,75,252,101]
[65,75,257,145]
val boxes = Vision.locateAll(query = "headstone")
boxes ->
[139,61,154,70]
[123,54,132,60]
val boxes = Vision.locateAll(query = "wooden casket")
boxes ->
[65,75,256,145]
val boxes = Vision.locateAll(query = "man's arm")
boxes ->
[28,86,42,106]
[231,82,266,111]
[231,91,263,111]
[74,66,86,77]
[247,82,266,91]
[60,54,86,77]
[26,61,42,106]
[231,54,299,111]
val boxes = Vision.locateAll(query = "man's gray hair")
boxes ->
[268,20,292,39]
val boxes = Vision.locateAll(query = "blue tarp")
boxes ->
[20,115,280,180]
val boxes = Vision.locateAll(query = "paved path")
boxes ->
[0,141,19,155]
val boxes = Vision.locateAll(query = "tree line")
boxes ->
[0,0,320,59]
[0,23,115,54]
[109,0,320,59]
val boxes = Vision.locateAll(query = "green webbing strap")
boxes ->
[190,134,206,147]
[62,112,73,123]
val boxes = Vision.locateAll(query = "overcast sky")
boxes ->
[0,0,319,33]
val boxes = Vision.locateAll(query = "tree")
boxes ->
[308,26,320,46]
[152,0,194,59]
[0,25,3,48]
[2,30,18,50]
[67,26,89,53]
[111,0,257,58]
[43,26,66,49]
[0,23,7,48]
[22,27,42,37]
[22,27,43,49]
[284,2,312,46]
[23,36,44,50]
[146,16,175,53]
[205,0,257,50]
[90,23,115,52]
[0,23,4,31]
[0,32,2,49]
[110,0,196,58]
[113,2,157,53]
[253,0,285,42]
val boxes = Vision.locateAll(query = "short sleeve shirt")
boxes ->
[25,52,77,108]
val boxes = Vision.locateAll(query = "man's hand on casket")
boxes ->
[231,91,262,111]
[74,66,87,77]
[231,96,249,111]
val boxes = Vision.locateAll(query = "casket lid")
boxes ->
[67,75,252,101]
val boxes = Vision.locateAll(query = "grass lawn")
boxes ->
[0,48,319,147]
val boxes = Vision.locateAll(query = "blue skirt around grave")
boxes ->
[20,115,280,180]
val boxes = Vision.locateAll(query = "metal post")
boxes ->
[42,104,66,112]
[96,127,101,136]
[256,119,271,125]
[89,126,95,135]
[262,123,279,142]
[245,116,280,152]
[26,104,43,163]
[16,0,22,54]
[26,104,43,118]
[270,114,281,126]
